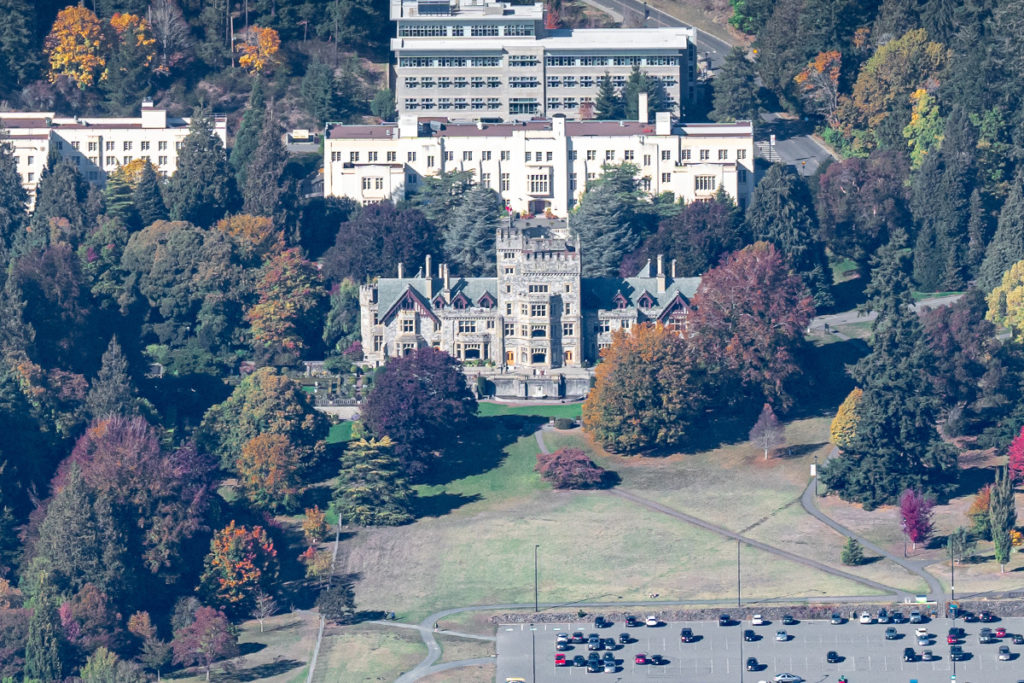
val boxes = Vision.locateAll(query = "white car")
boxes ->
[645,615,658,627]
[859,611,873,624]
[752,614,765,625]
[915,627,929,638]
[774,674,803,683]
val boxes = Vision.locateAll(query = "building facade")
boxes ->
[360,221,700,370]
[390,0,696,120]
[0,102,227,205]
[325,112,754,215]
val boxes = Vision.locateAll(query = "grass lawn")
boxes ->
[477,401,583,419]
[912,290,964,301]
[436,633,495,663]
[419,664,496,682]
[326,420,353,444]
[314,623,425,682]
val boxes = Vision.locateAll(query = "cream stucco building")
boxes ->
[0,102,227,206]
[324,110,754,215]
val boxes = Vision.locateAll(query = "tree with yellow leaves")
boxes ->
[214,214,282,263]
[237,432,306,512]
[237,26,280,74]
[109,158,158,190]
[903,89,944,170]
[103,13,157,113]
[794,51,841,127]
[45,6,107,88]
[830,387,862,451]
[985,258,1024,339]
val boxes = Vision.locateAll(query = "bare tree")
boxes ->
[251,590,278,633]
[148,0,193,73]
[749,403,785,460]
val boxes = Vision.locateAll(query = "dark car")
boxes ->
[1013,633,1024,645]
[594,616,608,629]
[782,614,796,625]
[601,638,615,650]
[571,631,586,643]
[963,611,978,623]
[680,627,695,643]
[746,657,759,671]
[719,614,731,626]
[826,650,840,663]
[618,632,630,644]
[951,645,966,661]
[891,611,905,624]
[624,615,640,628]
[649,654,664,665]
[556,640,568,651]
[587,652,600,663]
[602,651,615,663]
[586,661,602,673]
[981,611,996,623]
[980,628,995,644]
[830,613,843,624]
[885,627,898,640]
[573,655,586,667]
[903,647,916,662]
[744,629,757,642]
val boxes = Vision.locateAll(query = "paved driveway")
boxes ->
[497,616,1024,682]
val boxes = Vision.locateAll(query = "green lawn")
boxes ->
[912,290,964,301]
[326,420,353,444]
[314,623,425,682]
[477,401,583,418]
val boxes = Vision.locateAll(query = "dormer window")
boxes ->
[432,295,446,309]
[477,292,496,308]
[613,292,628,310]
[452,292,470,309]
[638,293,655,309]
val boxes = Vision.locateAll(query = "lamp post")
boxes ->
[736,539,741,608]
[951,551,956,680]
[534,544,540,613]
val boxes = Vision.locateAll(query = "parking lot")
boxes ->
[495,614,1024,682]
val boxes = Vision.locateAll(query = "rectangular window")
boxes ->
[481,172,491,186]
[587,150,596,161]
[528,284,548,293]
[375,177,384,190]
[505,303,513,316]
[564,302,572,314]
[373,335,383,351]
[643,154,651,166]
[661,173,671,183]
[570,173,577,191]
[501,173,510,191]
[123,141,132,151]
[71,141,80,150]
[463,151,472,161]
[738,168,748,182]
[597,320,610,333]
[699,149,710,160]
[408,151,417,162]
[402,318,415,333]
[562,322,575,336]
[504,322,515,336]
[530,303,547,317]
[88,142,98,152]
[158,155,168,165]
[427,155,435,167]
[681,149,691,160]
[458,320,476,333]
[500,150,510,161]
[624,150,634,161]
[695,175,717,191]
[605,150,614,161]
[445,151,454,161]
[175,141,183,150]
[350,151,359,162]
[718,149,728,160]
[528,174,549,194]
[641,177,651,191]
[482,151,491,161]
[662,150,671,161]
[105,141,115,151]
[546,151,553,161]
[140,141,150,151]
[158,141,167,151]
[525,152,532,162]
[387,151,396,162]
[570,150,578,161]
[737,149,747,160]
[362,177,372,190]
[123,155,131,164]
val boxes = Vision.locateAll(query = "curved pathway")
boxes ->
[799,449,944,599]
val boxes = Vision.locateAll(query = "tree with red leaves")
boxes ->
[198,521,279,618]
[361,347,477,476]
[899,488,934,551]
[689,242,814,408]
[536,448,608,488]
[1009,425,1024,484]
[171,606,238,681]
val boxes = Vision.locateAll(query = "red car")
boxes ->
[996,627,1007,638]
[554,654,568,667]
[634,653,648,665]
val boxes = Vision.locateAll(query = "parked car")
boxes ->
[556,632,569,643]
[556,640,568,651]
[602,652,614,663]
[624,616,639,627]
[826,650,840,663]
[594,616,608,629]
[634,653,648,665]
[603,661,616,673]
[878,608,890,623]
[951,645,966,661]
[980,627,995,644]
[719,613,731,626]
[573,655,586,667]
[680,628,695,643]
[744,629,756,642]
[859,611,873,624]
[587,636,601,650]
[915,627,929,638]
[775,630,788,642]
[752,614,766,625]
[782,614,796,625]
[903,647,916,662]
[998,645,1011,661]
[587,653,600,664]
[885,627,898,640]
[918,635,930,646]
[1013,633,1024,645]
[981,611,996,622]
[746,657,759,671]
[891,611,905,623]
[555,654,568,667]
[586,661,602,672]
[571,631,585,643]
[996,627,1007,638]
[948,627,965,644]
[921,650,936,661]
[618,632,630,644]
[831,613,843,624]
[774,674,804,683]
[909,611,922,623]
[962,611,978,622]
[649,654,664,665]
[645,615,659,627]
[601,638,615,650]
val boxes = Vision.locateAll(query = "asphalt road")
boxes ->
[497,616,1024,682]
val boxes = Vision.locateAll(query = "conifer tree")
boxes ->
[24,578,64,681]
[103,174,139,230]
[443,185,502,276]
[0,0,38,96]
[710,46,760,122]
[301,60,339,126]
[966,189,989,276]
[230,77,265,188]
[243,109,287,218]
[101,14,153,115]
[594,72,624,120]
[746,163,832,307]
[86,337,138,419]
[165,107,239,227]
[622,66,671,120]
[819,236,958,509]
[29,157,88,249]
[0,125,29,253]
[132,161,167,227]
[989,466,1017,572]
[571,177,640,277]
[979,171,1024,291]
[331,437,415,526]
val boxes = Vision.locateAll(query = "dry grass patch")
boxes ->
[315,623,425,682]
[437,634,495,663]
[419,663,496,682]
[438,611,499,636]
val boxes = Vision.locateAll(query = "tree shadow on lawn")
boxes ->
[776,442,829,458]
[788,338,869,418]
[413,491,483,518]
[951,465,997,499]
[417,415,546,486]
[215,657,304,682]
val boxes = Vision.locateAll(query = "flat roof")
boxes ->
[327,118,753,140]
[393,26,693,52]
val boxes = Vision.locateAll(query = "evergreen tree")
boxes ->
[0,0,38,96]
[989,466,1017,572]
[229,77,265,189]
[841,537,864,565]
[0,125,29,253]
[710,46,760,123]
[243,109,287,219]
[442,185,502,276]
[370,88,396,120]
[24,579,64,681]
[331,437,415,526]
[594,72,624,120]
[746,163,833,307]
[131,161,167,227]
[819,236,958,509]
[301,60,339,126]
[165,107,239,227]
[29,157,88,250]
[103,174,138,230]
[979,171,1024,291]
[966,189,990,277]
[101,18,152,115]
[622,66,671,120]
[85,337,139,419]
[571,174,641,277]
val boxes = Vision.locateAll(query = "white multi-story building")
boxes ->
[324,107,754,215]
[391,0,696,120]
[0,102,227,206]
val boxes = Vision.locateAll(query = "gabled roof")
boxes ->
[379,285,440,325]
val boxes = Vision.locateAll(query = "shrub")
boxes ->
[536,448,607,489]
[841,537,864,566]
[553,417,575,430]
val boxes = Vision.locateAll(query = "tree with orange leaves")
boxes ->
[794,51,842,127]
[198,521,279,617]
[45,6,107,88]
[237,432,306,512]
[237,27,280,74]
[214,214,282,263]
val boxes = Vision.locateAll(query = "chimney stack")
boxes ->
[638,92,649,124]
[671,258,677,279]
[425,255,432,280]
[656,254,666,293]
[425,255,433,297]
[443,263,451,291]
[398,262,404,278]
[657,254,663,276]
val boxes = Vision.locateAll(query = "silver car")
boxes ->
[998,645,1011,661]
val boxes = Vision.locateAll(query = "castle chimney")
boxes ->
[657,254,663,276]
[671,258,677,279]
[425,255,433,297]
[656,254,666,293]
[425,255,432,280]
[638,92,649,124]
[443,263,451,291]
[398,262,404,278]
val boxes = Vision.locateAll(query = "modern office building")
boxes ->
[0,102,227,205]
[324,108,754,215]
[390,0,696,120]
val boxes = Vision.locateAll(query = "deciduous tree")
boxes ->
[968,483,992,540]
[899,488,934,550]
[198,522,279,617]
[536,448,608,488]
[251,590,277,633]
[44,6,106,88]
[794,50,841,127]
[171,606,238,681]
[321,203,439,284]
[1008,426,1024,484]
[749,403,785,459]
[332,436,415,526]
[316,581,356,624]
[237,433,306,513]
[102,12,156,115]
[214,214,281,264]
[902,88,944,170]
[81,646,146,682]
[237,26,280,74]
[302,505,329,543]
